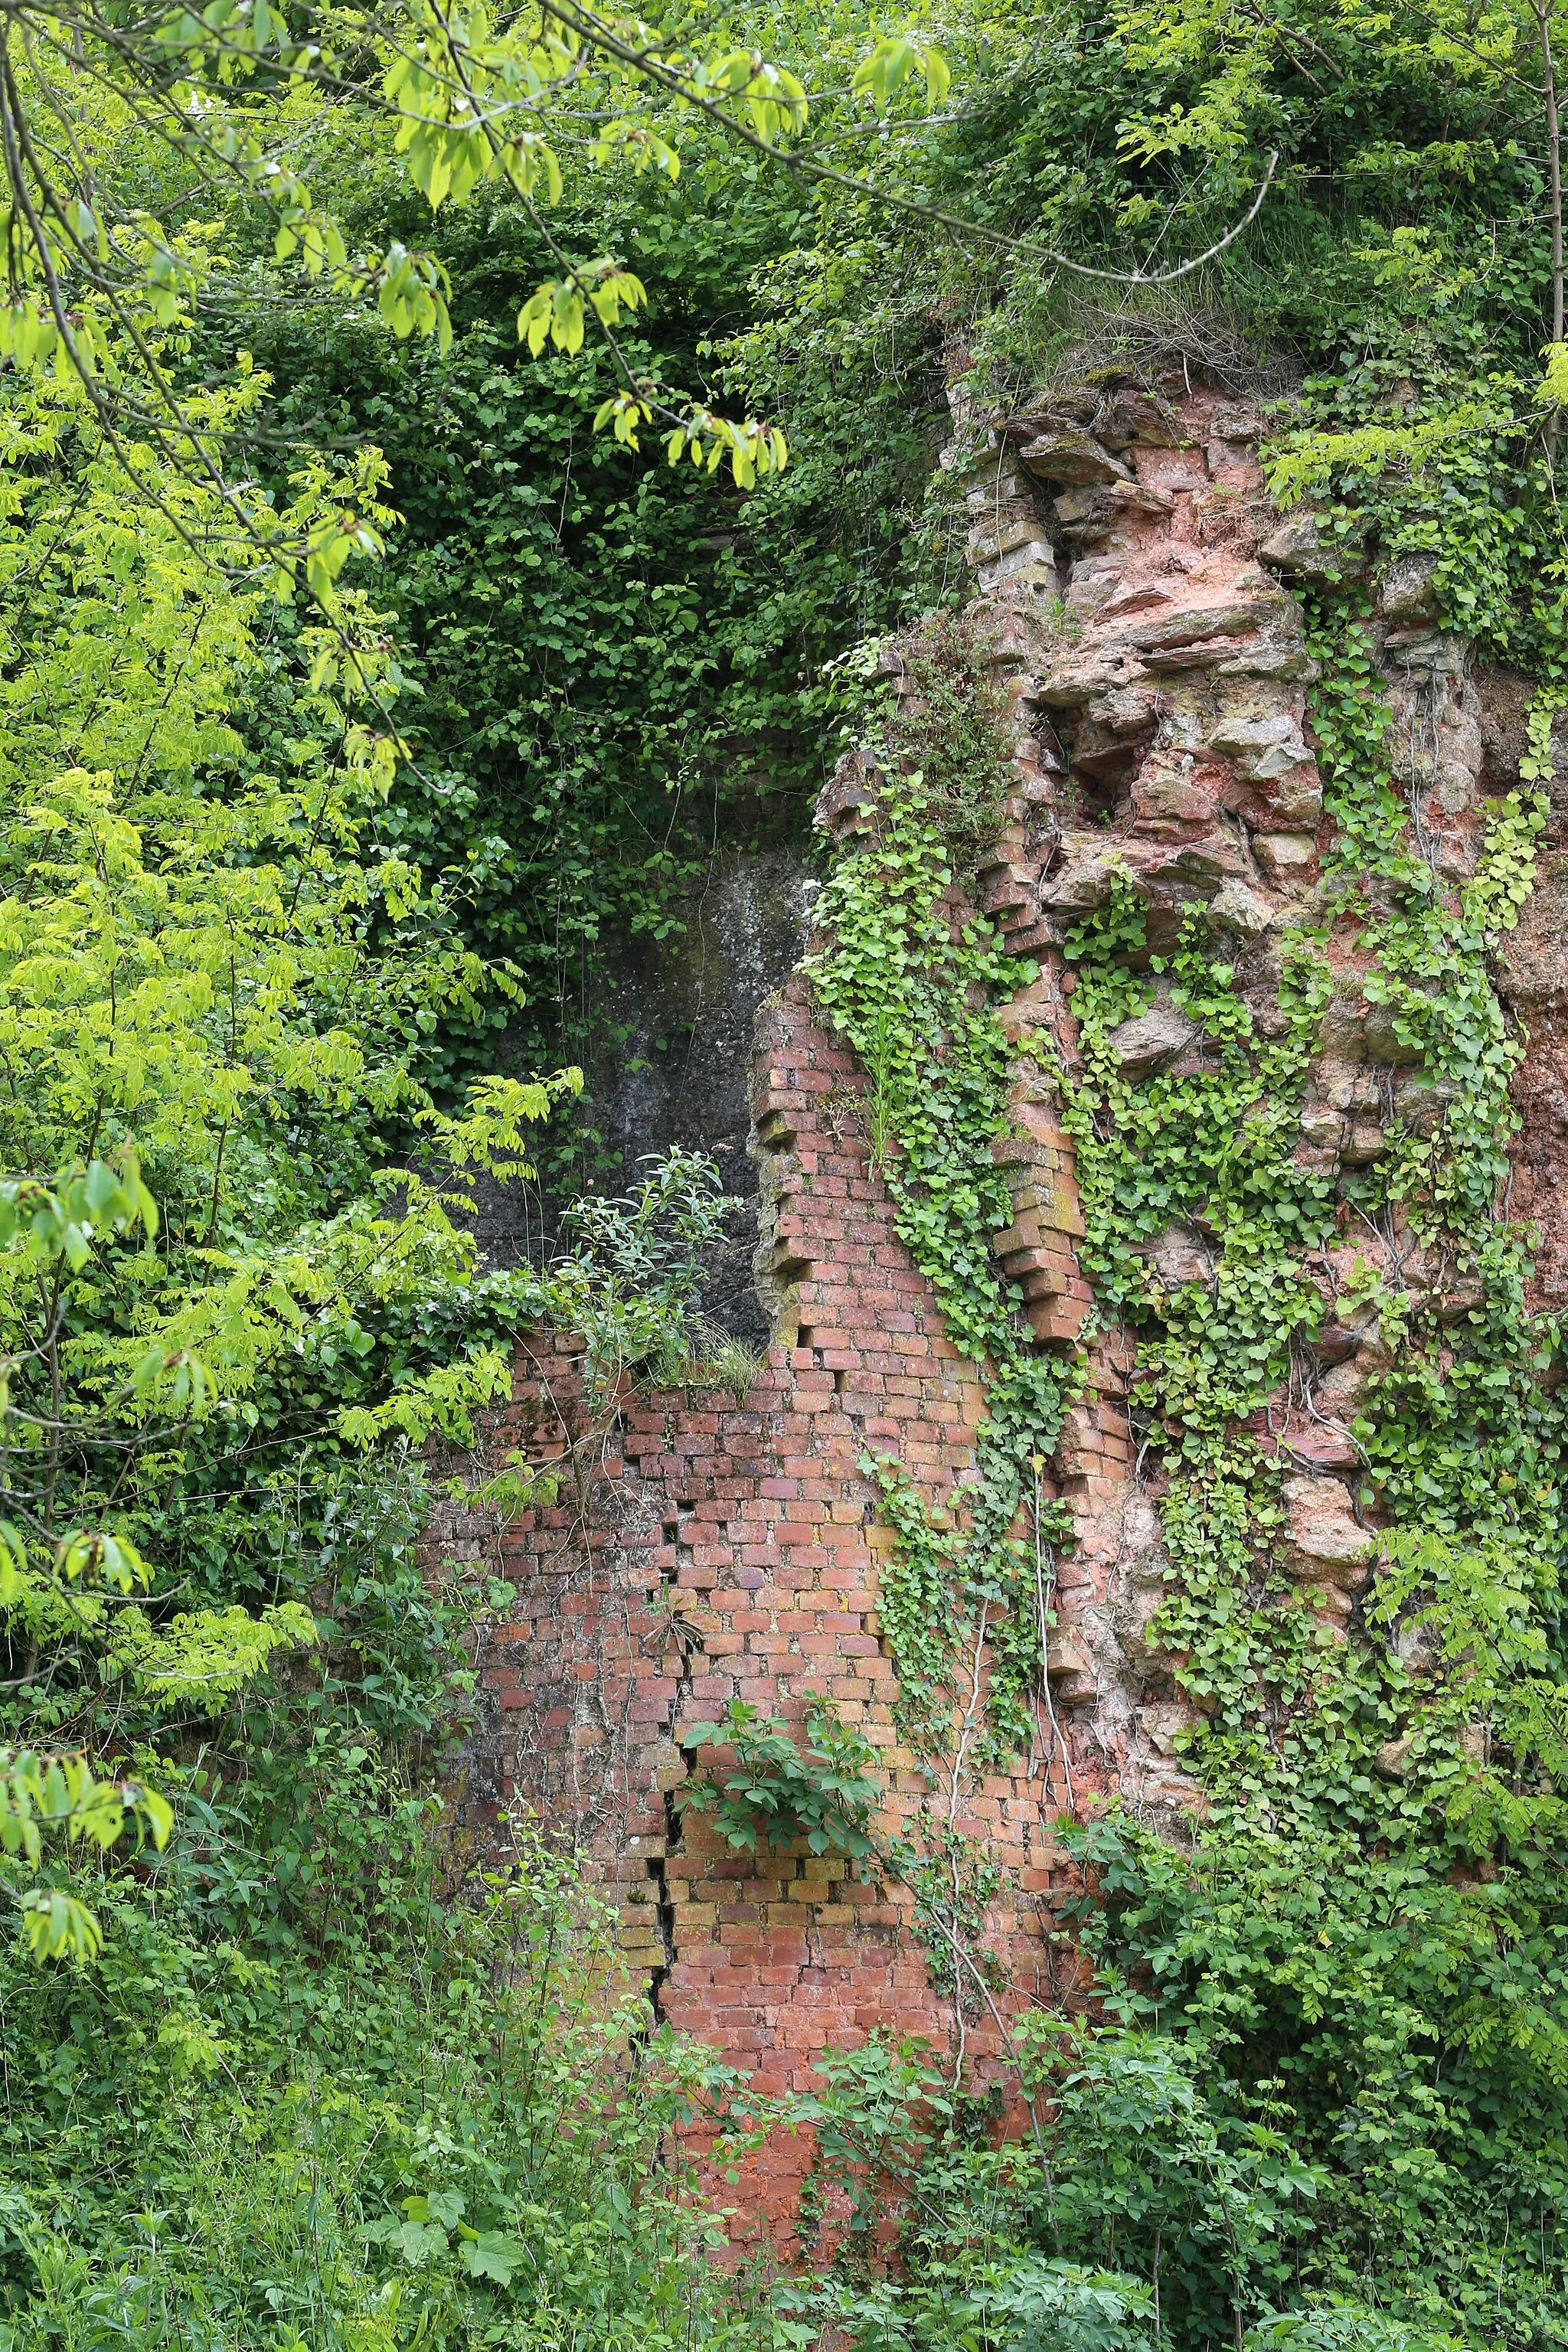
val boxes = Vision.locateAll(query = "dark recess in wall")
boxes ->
[471,849,813,1338]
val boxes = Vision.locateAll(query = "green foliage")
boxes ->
[773,7,1568,2306]
[0,296,785,2352]
[1248,2304,1462,2352]
[1057,1810,1568,2334]
[808,678,1071,1767]
[1063,884,1334,1446]
[0,1802,766,2350]
[969,2261,1158,2352]
[770,2020,1318,2352]
[854,567,1566,2344]
[21,0,1568,2341]
[225,251,933,1118]
[558,1148,751,1393]
[0,1749,172,1962]
[678,1700,882,1857]
[795,2246,1159,2352]
[0,0,962,580]
[893,614,1019,879]
[0,247,756,2035]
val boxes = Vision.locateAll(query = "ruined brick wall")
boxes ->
[452,975,1120,2239]
[450,370,1564,2246]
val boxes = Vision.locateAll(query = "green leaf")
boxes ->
[460,2230,527,2284]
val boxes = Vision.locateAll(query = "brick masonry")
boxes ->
[451,970,1122,2246]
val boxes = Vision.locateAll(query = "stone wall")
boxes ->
[466,848,812,1336]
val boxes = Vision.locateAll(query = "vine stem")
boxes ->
[925,1898,1049,2174]
[947,1592,990,1825]
[1033,1461,1075,1811]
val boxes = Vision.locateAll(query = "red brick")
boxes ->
[447,962,1137,2260]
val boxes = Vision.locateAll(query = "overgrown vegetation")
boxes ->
[1,1815,757,2345]
[785,609,1568,2344]
[754,0,1568,2328]
[11,0,1568,2342]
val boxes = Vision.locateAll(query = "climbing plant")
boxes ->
[27,0,1568,2337]
[808,652,1073,1769]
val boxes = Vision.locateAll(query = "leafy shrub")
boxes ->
[678,1702,883,1859]
[1248,2305,1464,2352]
[0,1808,765,2352]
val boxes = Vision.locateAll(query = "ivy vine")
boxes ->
[808,642,1072,1776]
[798,541,1568,2132]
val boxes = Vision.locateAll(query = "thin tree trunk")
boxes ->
[1541,0,1563,459]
